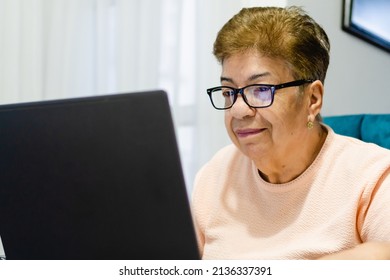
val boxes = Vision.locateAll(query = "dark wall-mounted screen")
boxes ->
[342,0,390,53]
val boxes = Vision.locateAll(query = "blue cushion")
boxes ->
[361,114,390,149]
[322,114,364,139]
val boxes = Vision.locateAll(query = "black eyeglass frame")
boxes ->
[206,79,315,110]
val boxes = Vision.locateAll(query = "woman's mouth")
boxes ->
[235,128,265,138]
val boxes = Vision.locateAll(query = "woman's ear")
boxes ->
[307,80,324,119]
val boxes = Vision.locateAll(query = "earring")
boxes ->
[307,120,314,129]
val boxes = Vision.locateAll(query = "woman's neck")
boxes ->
[257,124,328,184]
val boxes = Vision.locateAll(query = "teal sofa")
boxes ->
[322,114,390,149]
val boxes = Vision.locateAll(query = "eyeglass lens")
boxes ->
[211,85,273,109]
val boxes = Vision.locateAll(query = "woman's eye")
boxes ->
[254,86,270,92]
[252,86,271,100]
[222,89,235,97]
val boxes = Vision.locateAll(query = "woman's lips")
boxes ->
[235,128,265,138]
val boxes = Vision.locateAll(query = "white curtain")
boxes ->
[0,0,286,188]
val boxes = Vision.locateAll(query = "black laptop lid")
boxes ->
[0,91,199,260]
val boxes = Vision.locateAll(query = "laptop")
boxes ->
[0,90,200,260]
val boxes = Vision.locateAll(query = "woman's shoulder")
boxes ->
[191,145,242,221]
[325,129,390,174]
[193,144,248,192]
[198,144,249,174]
[331,131,390,158]
[209,143,240,161]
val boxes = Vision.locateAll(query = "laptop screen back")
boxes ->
[0,91,199,260]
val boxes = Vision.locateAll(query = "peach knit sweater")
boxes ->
[192,127,390,259]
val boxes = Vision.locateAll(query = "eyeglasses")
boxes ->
[206,79,314,110]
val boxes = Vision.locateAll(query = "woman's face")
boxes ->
[222,51,311,167]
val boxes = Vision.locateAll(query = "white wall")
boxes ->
[287,0,390,116]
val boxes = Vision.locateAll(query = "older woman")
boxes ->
[192,6,390,259]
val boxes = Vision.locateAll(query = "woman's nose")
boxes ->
[228,95,256,119]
